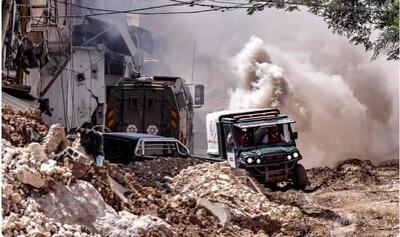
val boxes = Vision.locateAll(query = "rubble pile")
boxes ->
[106,162,260,236]
[2,106,48,147]
[169,162,304,235]
[2,109,397,236]
[306,159,381,191]
[2,123,174,237]
[33,180,174,237]
[332,159,381,188]
[82,164,121,210]
[121,157,202,189]
[1,139,94,237]
[171,162,301,221]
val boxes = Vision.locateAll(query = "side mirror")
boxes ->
[194,84,204,106]
[291,132,298,140]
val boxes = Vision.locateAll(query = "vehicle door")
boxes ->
[123,88,145,133]
[222,123,238,168]
[143,89,162,135]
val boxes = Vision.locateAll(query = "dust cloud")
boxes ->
[228,36,397,167]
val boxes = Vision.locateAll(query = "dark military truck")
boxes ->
[206,108,308,189]
[93,76,204,152]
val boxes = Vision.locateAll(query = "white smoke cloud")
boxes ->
[227,36,395,167]
[229,36,288,109]
[228,62,285,109]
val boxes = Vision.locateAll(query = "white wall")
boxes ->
[42,48,105,129]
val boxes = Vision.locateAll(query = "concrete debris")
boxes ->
[35,180,174,237]
[14,165,46,188]
[3,184,14,197]
[10,193,23,204]
[2,106,48,147]
[1,110,398,237]
[122,215,174,237]
[28,142,48,163]
[57,147,93,179]
[39,159,58,176]
[2,124,173,237]
[42,124,66,154]
[103,160,295,236]
[195,198,230,225]
[2,138,94,236]
[98,213,174,237]
[171,162,301,221]
[169,162,301,234]
[122,157,202,190]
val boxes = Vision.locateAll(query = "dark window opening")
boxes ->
[147,98,154,109]
[130,97,138,110]
[105,54,124,75]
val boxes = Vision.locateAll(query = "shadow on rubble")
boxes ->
[300,207,352,226]
[231,215,282,235]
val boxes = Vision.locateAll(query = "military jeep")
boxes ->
[206,108,308,189]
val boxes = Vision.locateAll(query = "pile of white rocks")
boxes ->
[2,124,174,237]
[2,124,97,237]
[169,162,302,225]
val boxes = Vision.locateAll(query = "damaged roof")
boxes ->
[2,92,39,112]
[73,17,153,55]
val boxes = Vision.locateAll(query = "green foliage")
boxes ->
[247,0,399,60]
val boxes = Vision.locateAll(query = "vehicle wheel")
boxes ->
[294,163,308,190]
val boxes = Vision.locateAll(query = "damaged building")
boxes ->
[2,0,155,130]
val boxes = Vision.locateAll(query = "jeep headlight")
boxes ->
[247,158,253,164]
[293,152,299,158]
[287,155,292,160]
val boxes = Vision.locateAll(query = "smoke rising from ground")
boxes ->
[228,36,289,109]
[228,36,396,167]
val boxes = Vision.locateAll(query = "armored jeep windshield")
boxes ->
[231,118,296,151]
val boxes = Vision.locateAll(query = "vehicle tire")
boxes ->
[294,163,308,190]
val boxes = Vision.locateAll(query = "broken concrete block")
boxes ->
[34,181,117,233]
[2,147,19,168]
[32,231,49,237]
[60,147,92,179]
[107,175,130,203]
[128,215,174,237]
[11,193,22,204]
[2,218,16,231]
[195,198,230,225]
[14,165,45,188]
[40,160,57,176]
[27,143,48,163]
[3,184,13,197]
[43,124,65,154]
[34,180,173,237]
